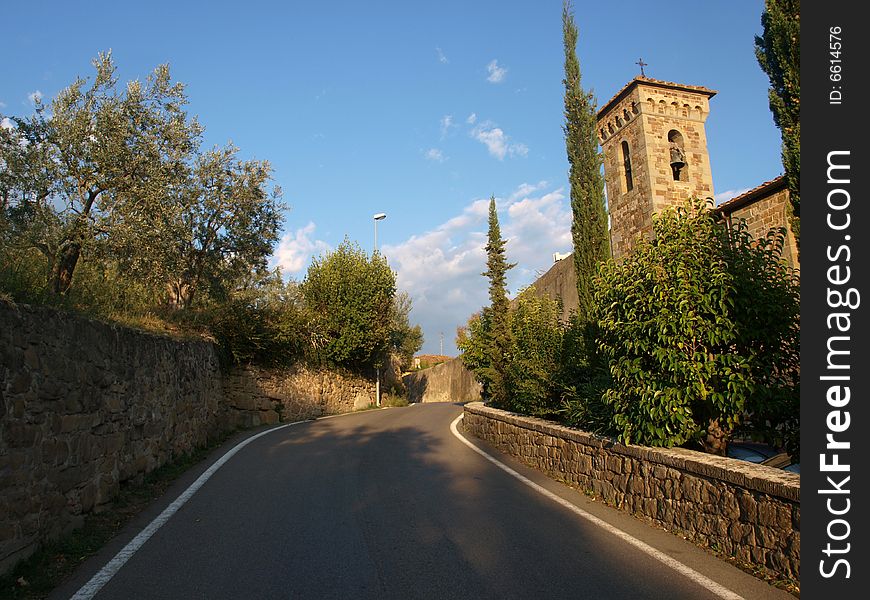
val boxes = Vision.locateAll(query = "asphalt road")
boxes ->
[53,403,795,600]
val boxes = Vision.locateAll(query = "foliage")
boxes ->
[457,311,493,397]
[1,52,201,296]
[501,288,564,418]
[300,238,396,372]
[203,271,308,368]
[389,291,424,371]
[594,198,799,454]
[562,0,610,322]
[159,144,284,308]
[558,316,615,435]
[0,52,283,311]
[755,0,800,249]
[479,197,515,406]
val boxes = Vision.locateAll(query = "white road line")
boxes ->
[449,414,745,600]
[70,411,363,600]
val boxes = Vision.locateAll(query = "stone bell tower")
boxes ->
[597,77,717,258]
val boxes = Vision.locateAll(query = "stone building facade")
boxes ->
[715,176,799,269]
[598,77,717,259]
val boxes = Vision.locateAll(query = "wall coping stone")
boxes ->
[463,402,799,503]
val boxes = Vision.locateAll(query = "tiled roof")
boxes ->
[597,76,718,120]
[715,176,787,213]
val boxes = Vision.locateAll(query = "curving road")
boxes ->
[52,403,794,600]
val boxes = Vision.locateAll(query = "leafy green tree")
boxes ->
[205,270,308,367]
[456,311,490,389]
[300,238,396,371]
[562,0,610,322]
[159,144,284,308]
[755,0,800,249]
[8,52,202,296]
[503,287,564,418]
[594,199,799,454]
[389,291,424,371]
[558,315,614,435]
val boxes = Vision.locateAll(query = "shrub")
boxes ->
[594,198,799,454]
[502,288,564,418]
[558,316,614,435]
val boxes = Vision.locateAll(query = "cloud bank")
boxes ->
[382,181,571,355]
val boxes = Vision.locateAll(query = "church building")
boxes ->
[528,76,798,321]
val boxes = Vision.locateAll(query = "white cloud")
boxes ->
[486,60,507,83]
[713,187,752,205]
[270,222,332,277]
[27,90,43,105]
[470,121,528,160]
[1,117,13,130]
[425,148,446,162]
[439,114,454,139]
[0,101,7,108]
[466,112,477,125]
[383,182,571,355]
[436,47,449,64]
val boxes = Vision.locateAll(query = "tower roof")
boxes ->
[597,76,717,121]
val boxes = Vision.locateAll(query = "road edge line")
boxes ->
[449,414,745,600]
[70,411,360,600]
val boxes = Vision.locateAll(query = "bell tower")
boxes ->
[597,77,717,258]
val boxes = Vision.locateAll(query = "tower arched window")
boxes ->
[668,129,687,181]
[621,141,633,191]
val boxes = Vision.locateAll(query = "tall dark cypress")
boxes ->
[563,0,610,323]
[755,0,800,251]
[483,196,515,407]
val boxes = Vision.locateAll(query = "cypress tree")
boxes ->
[482,196,515,407]
[755,0,800,251]
[562,0,610,323]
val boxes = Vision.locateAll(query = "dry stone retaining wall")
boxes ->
[462,402,800,580]
[223,365,377,427]
[0,303,382,575]
[403,357,481,404]
[0,304,225,574]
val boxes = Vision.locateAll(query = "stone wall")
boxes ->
[223,365,377,427]
[0,303,384,575]
[403,357,481,404]
[462,403,799,580]
[520,255,577,324]
[0,304,226,574]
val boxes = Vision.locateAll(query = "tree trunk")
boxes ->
[701,418,729,456]
[51,242,81,296]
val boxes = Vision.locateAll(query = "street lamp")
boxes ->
[373,212,387,406]
[373,212,386,254]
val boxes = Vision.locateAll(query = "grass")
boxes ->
[0,430,238,600]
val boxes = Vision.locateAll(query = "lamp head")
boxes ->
[373,212,387,221]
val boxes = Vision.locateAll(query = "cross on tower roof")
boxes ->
[636,58,648,77]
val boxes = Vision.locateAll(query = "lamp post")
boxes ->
[373,212,386,254]
[373,212,387,406]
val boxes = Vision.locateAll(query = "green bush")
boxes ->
[594,198,799,454]
[204,275,308,368]
[558,316,614,435]
[502,288,564,418]
[300,238,396,372]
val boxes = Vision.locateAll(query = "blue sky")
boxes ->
[2,1,782,355]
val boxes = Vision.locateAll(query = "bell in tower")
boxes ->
[669,141,686,181]
[597,77,716,258]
